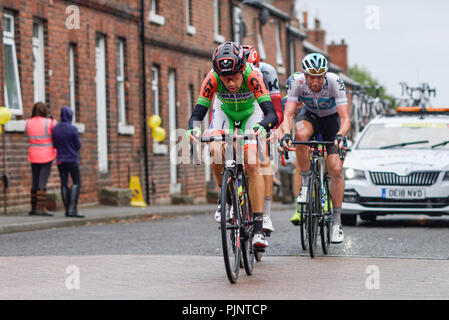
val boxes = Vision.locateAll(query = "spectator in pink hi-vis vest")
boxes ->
[25,102,57,216]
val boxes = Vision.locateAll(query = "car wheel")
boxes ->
[360,213,377,222]
[341,213,357,226]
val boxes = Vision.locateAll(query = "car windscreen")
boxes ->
[356,122,449,149]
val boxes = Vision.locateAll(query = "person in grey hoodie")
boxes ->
[52,106,84,218]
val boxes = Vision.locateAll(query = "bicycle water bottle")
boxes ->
[321,186,327,212]
[238,180,244,205]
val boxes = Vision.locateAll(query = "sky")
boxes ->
[294,0,449,107]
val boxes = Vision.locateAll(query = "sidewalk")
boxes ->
[0,202,295,235]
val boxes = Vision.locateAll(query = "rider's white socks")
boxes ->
[263,196,272,218]
[332,207,342,225]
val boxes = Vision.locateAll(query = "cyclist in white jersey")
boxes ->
[243,45,283,236]
[280,53,351,243]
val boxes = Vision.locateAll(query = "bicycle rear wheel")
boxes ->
[239,174,255,275]
[320,176,332,254]
[308,174,319,258]
[220,170,241,283]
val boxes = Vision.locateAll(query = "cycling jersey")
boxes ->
[189,62,278,131]
[287,72,348,118]
[258,62,283,128]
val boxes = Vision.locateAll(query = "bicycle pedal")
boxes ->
[263,230,271,237]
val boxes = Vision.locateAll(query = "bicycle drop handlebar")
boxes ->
[189,131,267,165]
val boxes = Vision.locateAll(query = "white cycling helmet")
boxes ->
[302,53,328,76]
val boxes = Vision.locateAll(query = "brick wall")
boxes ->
[0,0,313,212]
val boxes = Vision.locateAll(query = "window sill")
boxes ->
[74,122,85,134]
[153,140,168,155]
[149,12,165,26]
[4,120,26,133]
[187,25,196,36]
[277,66,286,75]
[118,123,135,135]
[214,33,226,44]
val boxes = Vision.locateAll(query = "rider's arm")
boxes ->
[332,75,351,138]
[336,104,351,137]
[280,100,297,138]
[248,69,278,130]
[187,71,217,129]
[260,63,284,127]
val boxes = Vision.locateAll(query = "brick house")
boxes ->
[0,0,357,213]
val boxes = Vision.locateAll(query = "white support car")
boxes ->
[342,107,449,225]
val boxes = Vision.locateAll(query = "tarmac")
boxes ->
[0,202,295,235]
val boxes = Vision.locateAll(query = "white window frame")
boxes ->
[275,22,285,74]
[149,0,165,26]
[116,39,126,125]
[213,0,225,43]
[186,0,196,35]
[289,40,296,74]
[33,20,45,103]
[3,12,23,115]
[151,66,160,116]
[116,39,134,135]
[257,32,266,61]
[69,44,77,122]
[233,6,242,43]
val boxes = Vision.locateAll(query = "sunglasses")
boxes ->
[308,67,326,75]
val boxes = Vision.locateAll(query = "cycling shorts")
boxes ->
[208,97,264,147]
[295,108,340,155]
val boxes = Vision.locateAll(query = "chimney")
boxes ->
[327,39,348,74]
[303,11,308,29]
[306,16,325,50]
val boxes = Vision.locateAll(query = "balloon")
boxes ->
[0,107,12,125]
[148,115,162,129]
[152,126,166,142]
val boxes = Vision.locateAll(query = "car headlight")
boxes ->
[344,168,366,180]
[443,171,449,181]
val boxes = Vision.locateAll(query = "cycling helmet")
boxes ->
[286,72,302,90]
[242,45,260,66]
[212,42,246,76]
[302,53,328,76]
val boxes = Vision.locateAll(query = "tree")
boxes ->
[349,65,396,108]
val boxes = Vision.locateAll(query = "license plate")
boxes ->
[381,188,425,199]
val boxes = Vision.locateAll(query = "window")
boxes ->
[3,12,23,115]
[69,44,78,122]
[289,41,296,74]
[214,0,225,43]
[275,22,285,74]
[33,20,45,103]
[186,0,196,35]
[151,66,160,116]
[233,6,242,43]
[149,0,165,25]
[257,30,266,61]
[116,39,126,125]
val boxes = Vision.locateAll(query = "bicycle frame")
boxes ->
[291,140,335,258]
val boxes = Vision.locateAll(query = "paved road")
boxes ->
[1,208,449,300]
[1,208,449,259]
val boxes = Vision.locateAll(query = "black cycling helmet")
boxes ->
[212,41,246,76]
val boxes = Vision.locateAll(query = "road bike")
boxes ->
[283,140,343,258]
[191,130,265,283]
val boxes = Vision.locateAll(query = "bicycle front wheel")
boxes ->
[320,177,332,254]
[308,174,319,258]
[299,203,308,251]
[239,174,255,275]
[220,170,241,284]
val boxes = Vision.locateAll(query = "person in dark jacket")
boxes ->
[52,106,84,218]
